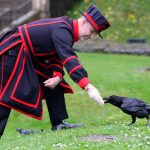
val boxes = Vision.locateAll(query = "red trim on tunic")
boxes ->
[0,55,4,93]
[18,27,30,54]
[38,62,63,70]
[10,57,41,108]
[51,57,63,64]
[73,20,79,42]
[77,77,90,88]
[0,44,23,100]
[0,43,41,108]
[63,56,78,65]
[24,24,35,56]
[59,83,74,94]
[0,101,43,120]
[35,70,74,94]
[0,40,22,55]
[53,71,62,79]
[68,65,82,75]
[49,64,63,69]
[35,70,49,79]
[24,24,57,57]
[0,33,20,46]
[27,21,72,29]
[53,58,63,64]
[37,62,49,69]
[35,50,56,57]
[84,12,100,31]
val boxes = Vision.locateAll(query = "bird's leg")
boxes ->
[128,116,136,126]
[146,116,150,127]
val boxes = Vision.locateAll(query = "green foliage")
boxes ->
[1,53,150,149]
[66,0,150,43]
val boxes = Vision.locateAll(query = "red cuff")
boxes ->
[53,71,62,79]
[77,77,90,89]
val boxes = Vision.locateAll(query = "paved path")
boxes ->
[73,36,150,56]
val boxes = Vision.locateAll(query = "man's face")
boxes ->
[78,19,96,41]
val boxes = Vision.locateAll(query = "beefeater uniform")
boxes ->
[0,16,90,135]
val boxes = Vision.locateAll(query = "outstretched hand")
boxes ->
[84,83,104,106]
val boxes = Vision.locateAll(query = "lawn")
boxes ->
[0,53,150,150]
[67,0,150,43]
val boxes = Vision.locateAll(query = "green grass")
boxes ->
[66,0,150,43]
[1,53,150,149]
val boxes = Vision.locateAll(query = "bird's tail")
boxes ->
[146,105,150,112]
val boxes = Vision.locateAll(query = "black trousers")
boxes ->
[43,85,68,125]
[0,54,68,136]
[0,105,11,136]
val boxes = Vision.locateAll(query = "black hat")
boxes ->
[80,5,110,39]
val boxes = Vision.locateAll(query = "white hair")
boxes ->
[78,16,87,22]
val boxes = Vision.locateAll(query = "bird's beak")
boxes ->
[103,97,109,103]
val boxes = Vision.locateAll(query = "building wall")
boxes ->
[32,0,50,18]
[0,0,78,33]
[32,0,78,17]
[49,0,78,17]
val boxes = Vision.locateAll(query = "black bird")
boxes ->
[103,95,150,126]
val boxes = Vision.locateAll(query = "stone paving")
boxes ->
[73,36,150,56]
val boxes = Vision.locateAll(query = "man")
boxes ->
[0,5,110,137]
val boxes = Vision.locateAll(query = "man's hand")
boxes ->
[84,83,104,106]
[44,76,61,89]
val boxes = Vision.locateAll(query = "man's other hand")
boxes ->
[44,76,61,89]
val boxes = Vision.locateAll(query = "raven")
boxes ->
[103,95,150,126]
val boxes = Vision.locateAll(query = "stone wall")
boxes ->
[0,0,34,32]
[0,0,79,33]
[73,37,150,56]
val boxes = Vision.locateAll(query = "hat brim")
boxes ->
[79,10,103,39]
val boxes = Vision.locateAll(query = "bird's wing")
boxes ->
[123,98,146,107]
[121,98,146,113]
[121,104,140,113]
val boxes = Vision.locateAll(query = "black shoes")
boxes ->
[51,121,83,131]
[16,122,83,135]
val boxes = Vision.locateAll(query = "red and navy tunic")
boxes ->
[0,16,90,120]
